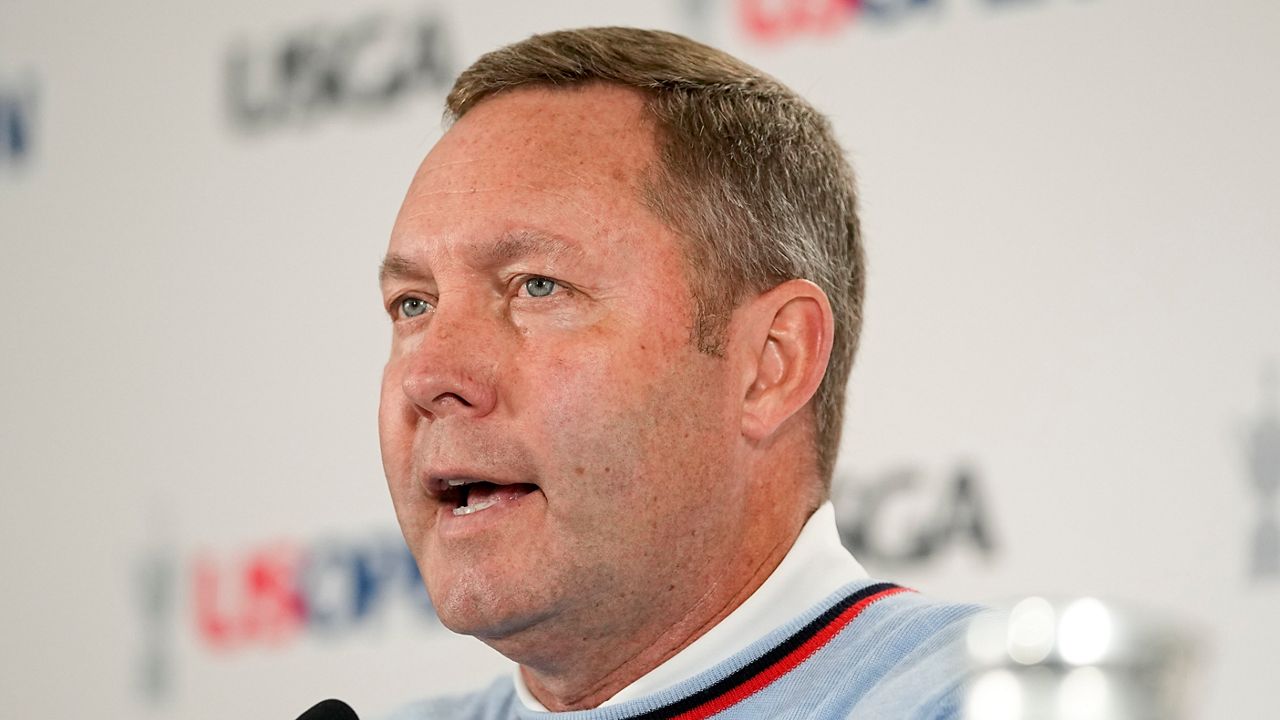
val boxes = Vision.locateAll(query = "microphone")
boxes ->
[296,699,359,720]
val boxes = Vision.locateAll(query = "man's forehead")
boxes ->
[405,159,602,199]
[450,82,653,139]
[383,85,683,285]
[388,165,621,264]
[417,85,656,187]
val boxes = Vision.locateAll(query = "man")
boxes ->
[378,27,978,720]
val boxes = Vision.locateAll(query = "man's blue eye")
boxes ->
[399,297,430,317]
[525,277,557,298]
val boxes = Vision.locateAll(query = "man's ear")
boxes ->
[737,279,834,443]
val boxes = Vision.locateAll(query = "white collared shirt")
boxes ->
[513,502,868,710]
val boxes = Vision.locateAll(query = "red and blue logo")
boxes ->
[135,530,439,701]
[734,0,1051,42]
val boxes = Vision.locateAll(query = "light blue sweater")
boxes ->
[387,580,981,720]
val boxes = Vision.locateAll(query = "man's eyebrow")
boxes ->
[482,229,585,266]
[378,254,424,285]
[379,230,586,285]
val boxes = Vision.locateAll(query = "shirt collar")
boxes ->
[513,501,867,711]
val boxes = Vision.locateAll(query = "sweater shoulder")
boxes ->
[854,585,984,652]
[829,586,984,719]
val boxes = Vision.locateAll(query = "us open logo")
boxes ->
[133,528,442,704]
[701,0,1092,43]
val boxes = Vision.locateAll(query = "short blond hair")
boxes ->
[446,27,865,488]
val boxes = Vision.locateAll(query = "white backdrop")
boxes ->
[1,1,1277,718]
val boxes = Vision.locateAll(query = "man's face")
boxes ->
[379,85,754,651]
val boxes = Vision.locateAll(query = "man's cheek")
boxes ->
[541,356,646,445]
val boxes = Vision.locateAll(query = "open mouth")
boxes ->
[439,480,539,516]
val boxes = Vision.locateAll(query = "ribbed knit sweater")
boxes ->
[386,580,981,720]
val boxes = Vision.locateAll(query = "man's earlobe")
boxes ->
[740,280,835,442]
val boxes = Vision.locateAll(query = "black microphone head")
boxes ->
[297,698,359,720]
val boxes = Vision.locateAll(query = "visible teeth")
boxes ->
[452,496,499,516]
[447,479,471,487]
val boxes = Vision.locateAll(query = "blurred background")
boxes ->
[1,0,1276,717]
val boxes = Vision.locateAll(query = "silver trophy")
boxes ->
[963,597,1200,720]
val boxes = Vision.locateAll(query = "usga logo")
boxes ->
[225,9,455,131]
[832,463,998,566]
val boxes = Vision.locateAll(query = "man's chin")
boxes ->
[437,606,570,670]
[428,574,553,642]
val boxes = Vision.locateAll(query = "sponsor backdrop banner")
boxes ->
[1,0,1276,718]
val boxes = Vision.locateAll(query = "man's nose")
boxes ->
[400,303,499,421]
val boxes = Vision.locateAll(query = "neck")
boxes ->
[508,442,820,711]
[520,527,795,711]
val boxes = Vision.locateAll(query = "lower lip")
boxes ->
[433,487,542,539]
